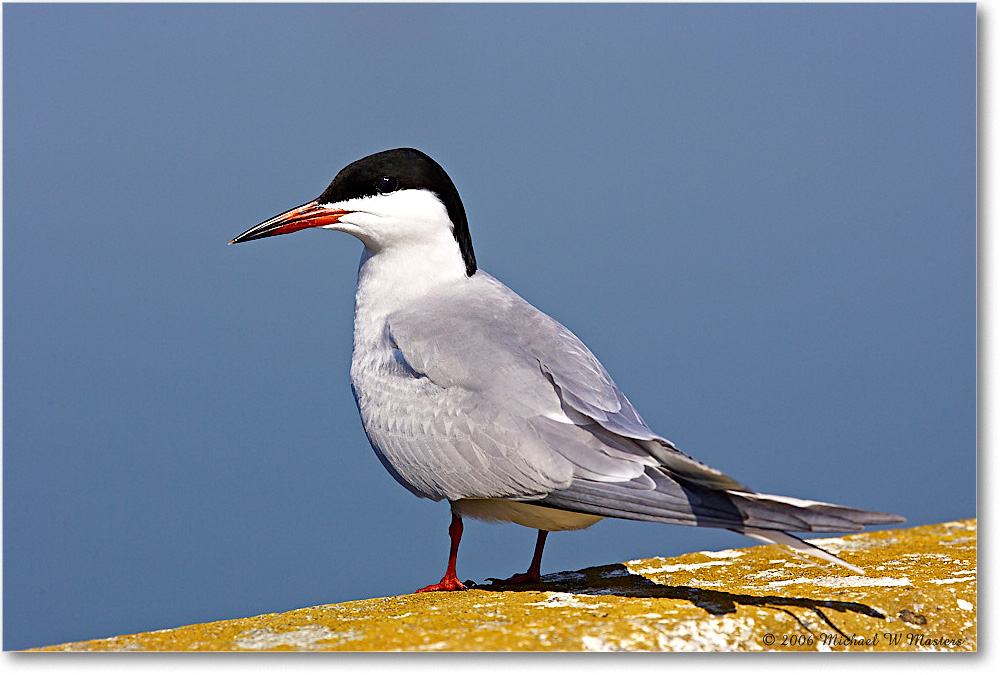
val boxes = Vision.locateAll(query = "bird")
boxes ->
[230,147,904,592]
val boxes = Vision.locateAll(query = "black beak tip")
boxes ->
[228,228,263,246]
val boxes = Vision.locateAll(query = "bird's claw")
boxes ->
[415,576,466,593]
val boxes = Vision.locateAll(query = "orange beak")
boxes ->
[229,201,351,244]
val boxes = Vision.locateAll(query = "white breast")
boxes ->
[452,498,603,531]
[348,243,470,499]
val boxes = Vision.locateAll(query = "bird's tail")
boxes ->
[540,470,904,573]
[726,490,902,529]
[739,527,863,574]
[726,490,902,573]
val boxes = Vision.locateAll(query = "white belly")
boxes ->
[453,498,603,531]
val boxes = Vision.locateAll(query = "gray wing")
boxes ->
[355,368,577,501]
[379,273,736,500]
[385,273,902,537]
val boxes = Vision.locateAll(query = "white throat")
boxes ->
[333,187,471,372]
[351,234,468,355]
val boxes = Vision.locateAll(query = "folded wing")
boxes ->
[381,273,903,570]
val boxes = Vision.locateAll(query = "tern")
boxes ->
[231,148,903,592]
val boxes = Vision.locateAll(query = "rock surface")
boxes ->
[33,519,976,652]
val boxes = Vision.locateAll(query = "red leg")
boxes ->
[415,512,466,592]
[488,530,548,585]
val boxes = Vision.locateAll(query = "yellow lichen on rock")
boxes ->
[33,519,976,652]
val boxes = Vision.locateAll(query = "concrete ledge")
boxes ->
[33,519,976,651]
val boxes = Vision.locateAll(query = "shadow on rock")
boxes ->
[468,562,884,637]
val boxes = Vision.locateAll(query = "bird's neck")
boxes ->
[352,243,468,349]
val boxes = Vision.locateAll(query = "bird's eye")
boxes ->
[376,176,399,194]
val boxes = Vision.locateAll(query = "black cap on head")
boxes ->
[317,148,476,276]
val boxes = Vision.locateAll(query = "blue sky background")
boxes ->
[3,3,975,650]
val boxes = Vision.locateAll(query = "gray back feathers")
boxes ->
[354,271,903,554]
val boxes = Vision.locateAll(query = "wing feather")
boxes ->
[372,273,902,540]
[377,272,752,499]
